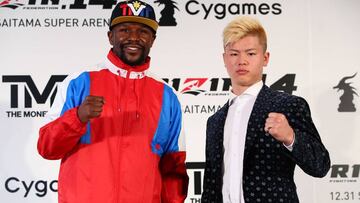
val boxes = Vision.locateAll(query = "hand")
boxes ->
[77,95,105,123]
[264,112,294,146]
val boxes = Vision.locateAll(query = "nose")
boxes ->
[237,53,248,65]
[127,29,141,41]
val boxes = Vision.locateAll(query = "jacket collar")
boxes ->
[105,49,150,79]
[228,80,263,106]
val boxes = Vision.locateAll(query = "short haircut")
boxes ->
[223,16,267,52]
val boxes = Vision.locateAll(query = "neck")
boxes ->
[232,79,262,95]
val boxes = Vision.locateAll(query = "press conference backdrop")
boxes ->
[1,0,359,202]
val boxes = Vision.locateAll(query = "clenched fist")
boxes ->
[77,95,105,123]
[264,112,294,146]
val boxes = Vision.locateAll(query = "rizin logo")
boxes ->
[333,73,358,112]
[163,77,231,96]
[164,74,298,96]
[329,164,360,184]
[180,78,207,95]
[0,0,24,9]
[154,0,179,26]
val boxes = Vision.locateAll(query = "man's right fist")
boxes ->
[77,95,105,123]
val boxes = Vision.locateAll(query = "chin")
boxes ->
[236,80,253,87]
[125,61,138,66]
[123,56,143,66]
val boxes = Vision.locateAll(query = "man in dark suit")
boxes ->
[201,16,330,203]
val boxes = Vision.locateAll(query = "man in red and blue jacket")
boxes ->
[37,1,189,202]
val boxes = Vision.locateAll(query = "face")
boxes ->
[223,35,269,94]
[108,22,155,66]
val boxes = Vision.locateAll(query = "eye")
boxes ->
[140,28,150,34]
[229,52,238,56]
[118,28,129,33]
[248,52,256,56]
[139,28,153,37]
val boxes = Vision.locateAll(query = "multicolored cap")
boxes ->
[109,0,158,32]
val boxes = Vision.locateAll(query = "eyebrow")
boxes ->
[226,48,257,52]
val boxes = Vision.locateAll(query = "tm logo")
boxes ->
[164,74,298,96]
[186,162,204,202]
[2,75,67,108]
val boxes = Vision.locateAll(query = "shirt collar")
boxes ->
[228,80,263,105]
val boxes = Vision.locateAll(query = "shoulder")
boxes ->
[64,63,106,85]
[55,71,88,93]
[208,102,228,122]
[146,71,180,99]
[260,86,310,113]
[261,86,307,104]
[64,71,92,90]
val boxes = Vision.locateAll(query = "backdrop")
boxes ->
[1,0,359,202]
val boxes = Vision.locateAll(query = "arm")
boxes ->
[201,119,214,202]
[276,96,331,177]
[160,151,188,203]
[201,116,224,203]
[38,108,87,160]
[160,87,189,203]
[37,72,95,160]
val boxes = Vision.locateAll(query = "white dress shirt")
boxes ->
[222,80,263,203]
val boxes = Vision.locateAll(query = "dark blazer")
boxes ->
[201,85,330,203]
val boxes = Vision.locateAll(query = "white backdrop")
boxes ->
[1,0,360,202]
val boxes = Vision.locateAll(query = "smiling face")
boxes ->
[223,35,269,95]
[108,22,156,66]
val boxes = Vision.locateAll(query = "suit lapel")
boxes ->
[244,85,273,159]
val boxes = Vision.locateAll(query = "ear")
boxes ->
[222,52,227,69]
[263,51,270,66]
[149,34,156,48]
[107,30,114,46]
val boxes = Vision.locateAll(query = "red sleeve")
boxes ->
[160,151,189,203]
[37,108,87,160]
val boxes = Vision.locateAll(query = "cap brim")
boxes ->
[111,16,158,32]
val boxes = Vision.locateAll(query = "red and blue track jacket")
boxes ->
[38,50,189,203]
